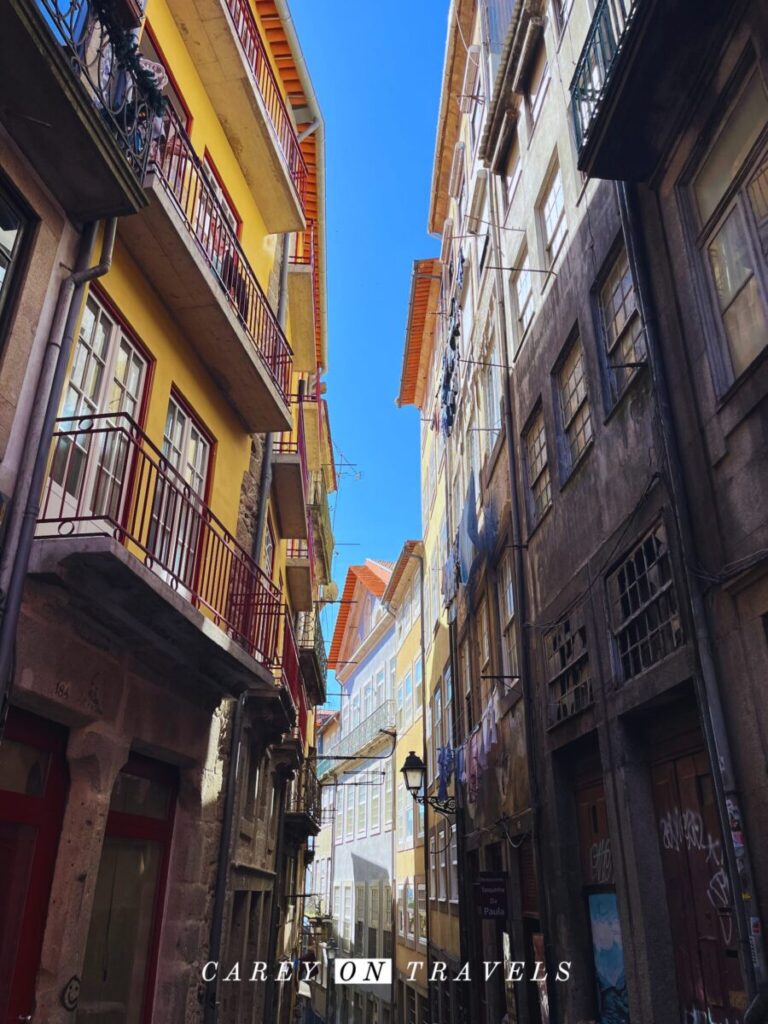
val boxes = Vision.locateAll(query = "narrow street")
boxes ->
[1,2,768,1024]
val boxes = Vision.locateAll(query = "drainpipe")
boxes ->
[619,181,767,997]
[264,765,291,1019]
[0,218,114,735]
[252,231,291,566]
[204,692,247,1024]
[487,164,558,1019]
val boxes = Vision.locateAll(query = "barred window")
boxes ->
[544,609,593,724]
[607,522,684,680]
[601,247,645,395]
[525,410,552,523]
[558,339,593,466]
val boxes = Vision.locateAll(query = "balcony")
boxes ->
[163,0,306,232]
[284,764,322,838]
[316,700,396,779]
[308,470,334,587]
[0,0,155,217]
[288,223,320,373]
[296,609,327,707]
[119,107,292,433]
[286,516,314,613]
[32,413,283,694]
[571,0,725,180]
[272,401,308,540]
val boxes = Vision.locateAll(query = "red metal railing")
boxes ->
[281,610,308,741]
[274,396,309,497]
[39,413,282,666]
[289,221,322,364]
[152,106,293,404]
[222,0,307,203]
[290,222,315,266]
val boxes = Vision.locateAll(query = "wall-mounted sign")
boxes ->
[474,872,508,919]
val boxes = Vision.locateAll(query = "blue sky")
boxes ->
[288,1,446,703]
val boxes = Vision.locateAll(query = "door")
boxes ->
[43,294,148,529]
[76,755,176,1024]
[0,709,68,1024]
[652,749,746,1023]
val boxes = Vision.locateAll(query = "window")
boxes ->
[544,608,593,724]
[364,682,373,720]
[352,694,361,728]
[540,165,566,264]
[384,767,393,829]
[150,395,211,586]
[397,882,406,936]
[527,41,550,128]
[429,833,437,901]
[344,784,354,840]
[504,134,521,208]
[607,522,684,681]
[481,322,503,452]
[438,823,448,900]
[405,880,415,941]
[525,409,552,524]
[460,636,473,736]
[375,667,386,707]
[449,824,459,902]
[0,181,27,337]
[389,656,397,702]
[357,780,367,837]
[368,883,380,957]
[53,294,149,511]
[557,339,593,468]
[497,550,519,685]
[397,783,406,847]
[512,248,534,342]
[405,792,414,847]
[477,597,491,682]
[404,670,413,727]
[414,657,423,716]
[355,883,365,955]
[600,246,646,396]
[370,776,381,834]
[397,681,404,731]
[343,885,353,949]
[693,72,768,380]
[333,884,341,928]
[417,883,427,944]
[383,885,393,958]
[202,153,241,237]
[553,0,574,30]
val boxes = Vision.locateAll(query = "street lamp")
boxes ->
[326,937,337,1024]
[400,750,456,816]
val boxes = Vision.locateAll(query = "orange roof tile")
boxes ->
[398,258,441,409]
[328,560,393,670]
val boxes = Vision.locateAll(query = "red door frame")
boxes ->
[0,708,68,1024]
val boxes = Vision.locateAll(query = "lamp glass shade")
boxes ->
[326,940,336,962]
[401,751,426,796]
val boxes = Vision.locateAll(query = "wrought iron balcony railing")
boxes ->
[222,0,307,204]
[280,610,308,742]
[296,608,327,687]
[285,763,321,823]
[308,470,334,583]
[39,412,282,666]
[570,0,640,152]
[35,0,158,180]
[319,700,396,775]
[152,106,293,403]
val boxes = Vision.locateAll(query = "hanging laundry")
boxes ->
[437,745,454,801]
[458,475,479,584]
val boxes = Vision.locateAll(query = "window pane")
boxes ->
[0,189,24,323]
[694,72,768,225]
[708,208,768,375]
